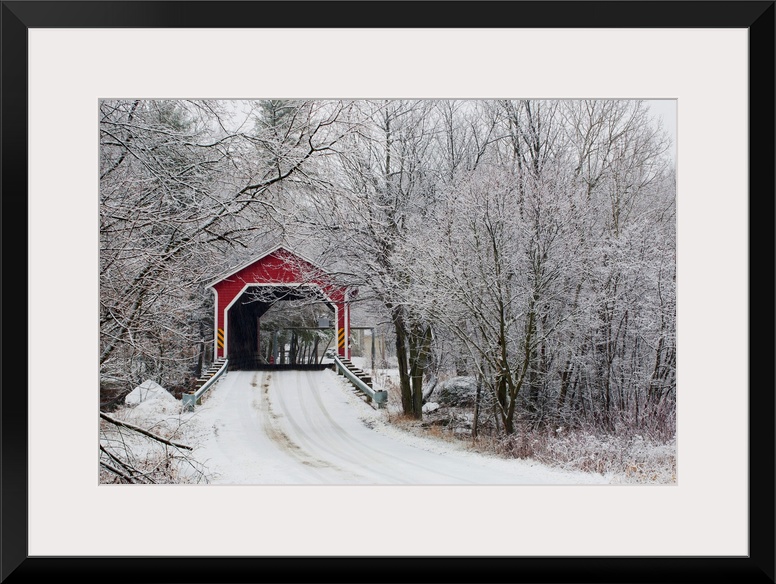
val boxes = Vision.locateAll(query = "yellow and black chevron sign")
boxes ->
[217,328,224,349]
[337,327,346,349]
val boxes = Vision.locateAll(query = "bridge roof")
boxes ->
[205,245,334,290]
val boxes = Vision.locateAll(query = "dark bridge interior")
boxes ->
[227,285,334,370]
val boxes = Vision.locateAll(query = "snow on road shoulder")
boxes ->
[296,369,472,459]
[321,369,610,485]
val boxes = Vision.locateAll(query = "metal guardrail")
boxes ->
[182,359,228,411]
[333,355,387,408]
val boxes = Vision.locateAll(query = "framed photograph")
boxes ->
[5,1,773,582]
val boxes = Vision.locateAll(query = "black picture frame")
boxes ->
[3,2,773,582]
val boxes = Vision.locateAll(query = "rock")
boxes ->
[436,376,478,407]
[422,402,440,413]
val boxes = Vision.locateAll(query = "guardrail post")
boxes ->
[374,390,388,409]
[182,393,196,412]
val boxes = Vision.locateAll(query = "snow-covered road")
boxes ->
[185,369,609,485]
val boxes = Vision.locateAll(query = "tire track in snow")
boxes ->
[287,370,409,483]
[269,370,382,483]
[255,371,336,480]
[202,370,324,483]
[298,370,419,482]
[302,370,480,484]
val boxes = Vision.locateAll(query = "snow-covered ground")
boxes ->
[112,367,611,485]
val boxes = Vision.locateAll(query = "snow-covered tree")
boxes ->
[99,99,345,396]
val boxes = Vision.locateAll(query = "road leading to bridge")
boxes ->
[187,369,609,485]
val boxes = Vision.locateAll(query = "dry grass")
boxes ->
[384,405,676,484]
[489,427,676,484]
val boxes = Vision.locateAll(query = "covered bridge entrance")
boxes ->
[207,246,352,368]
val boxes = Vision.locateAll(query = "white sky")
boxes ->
[646,98,678,158]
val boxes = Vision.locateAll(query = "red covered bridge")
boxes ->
[206,246,352,366]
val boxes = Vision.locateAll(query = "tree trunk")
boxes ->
[195,339,205,378]
[393,308,413,415]
[408,324,432,420]
[472,375,482,441]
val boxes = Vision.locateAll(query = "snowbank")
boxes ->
[125,379,177,406]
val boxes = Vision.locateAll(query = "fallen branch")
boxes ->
[100,411,193,450]
[100,460,140,483]
[99,444,157,484]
